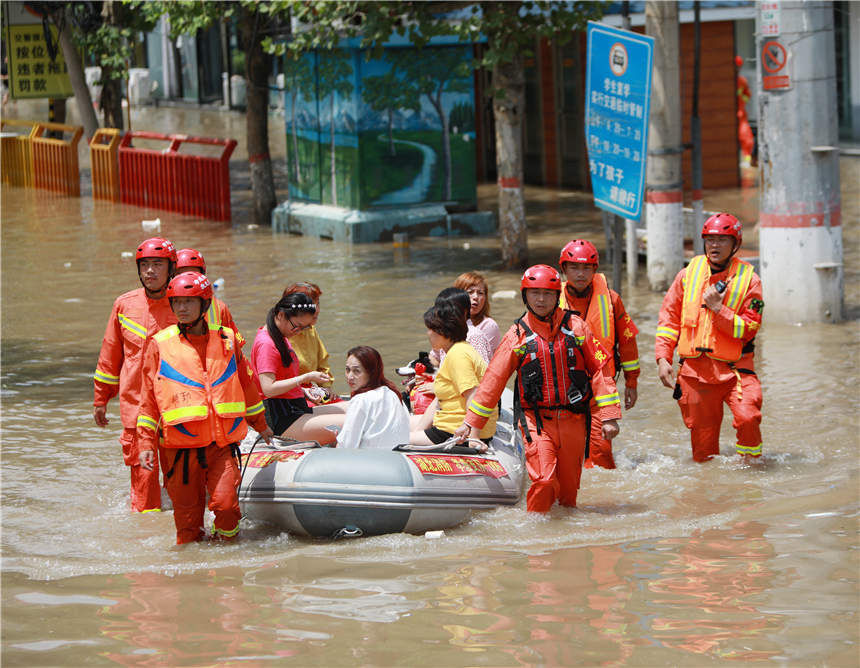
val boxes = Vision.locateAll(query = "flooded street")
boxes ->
[1,102,858,665]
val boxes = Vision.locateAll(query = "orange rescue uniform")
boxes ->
[137,324,267,544]
[560,273,640,468]
[206,296,245,347]
[463,308,622,512]
[93,288,177,512]
[656,255,763,462]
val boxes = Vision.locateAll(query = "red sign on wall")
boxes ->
[762,40,791,91]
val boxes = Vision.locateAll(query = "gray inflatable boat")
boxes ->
[238,392,525,538]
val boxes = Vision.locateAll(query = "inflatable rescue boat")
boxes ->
[238,391,525,538]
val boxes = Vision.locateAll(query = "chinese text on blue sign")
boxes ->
[585,22,654,221]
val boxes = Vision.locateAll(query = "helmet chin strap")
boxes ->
[525,301,556,323]
[707,241,739,272]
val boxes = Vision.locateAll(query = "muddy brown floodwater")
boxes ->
[1,101,858,666]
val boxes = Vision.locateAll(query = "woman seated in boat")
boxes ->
[429,287,493,365]
[336,346,410,449]
[250,293,348,445]
[282,281,337,405]
[409,302,498,448]
[454,271,502,356]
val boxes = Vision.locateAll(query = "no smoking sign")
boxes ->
[761,40,791,90]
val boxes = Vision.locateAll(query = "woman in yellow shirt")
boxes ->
[409,302,497,447]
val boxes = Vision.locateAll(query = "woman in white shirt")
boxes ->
[336,346,410,449]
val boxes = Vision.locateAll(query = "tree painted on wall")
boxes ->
[363,54,419,157]
[399,48,472,201]
[283,52,314,185]
[318,51,354,206]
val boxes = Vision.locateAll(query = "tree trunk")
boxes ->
[56,9,98,139]
[240,9,276,226]
[492,55,528,269]
[329,94,337,205]
[290,89,300,183]
[387,108,395,156]
[431,90,452,201]
[100,67,124,130]
[644,1,684,291]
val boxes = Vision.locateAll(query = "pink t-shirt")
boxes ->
[250,326,303,399]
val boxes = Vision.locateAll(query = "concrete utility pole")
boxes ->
[644,1,685,291]
[758,1,842,323]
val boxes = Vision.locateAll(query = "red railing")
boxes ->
[119,131,236,221]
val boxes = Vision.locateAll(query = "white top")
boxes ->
[336,385,410,450]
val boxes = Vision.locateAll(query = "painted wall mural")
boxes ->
[284,45,476,210]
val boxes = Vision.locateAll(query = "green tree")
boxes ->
[133,0,289,225]
[399,47,471,201]
[362,53,419,157]
[284,1,602,268]
[283,53,314,184]
[317,51,353,206]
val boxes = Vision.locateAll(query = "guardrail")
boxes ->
[90,128,121,202]
[1,119,38,188]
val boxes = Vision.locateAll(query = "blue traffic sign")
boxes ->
[585,22,654,221]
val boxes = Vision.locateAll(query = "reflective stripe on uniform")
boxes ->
[207,301,221,328]
[594,392,620,407]
[736,442,762,457]
[732,314,746,339]
[621,358,640,371]
[118,313,147,339]
[215,401,246,415]
[94,368,119,385]
[213,522,240,538]
[656,326,680,341]
[246,401,265,416]
[468,399,495,418]
[137,414,159,431]
[598,293,611,339]
[163,404,208,423]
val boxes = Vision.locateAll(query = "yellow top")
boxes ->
[289,326,332,388]
[433,341,497,439]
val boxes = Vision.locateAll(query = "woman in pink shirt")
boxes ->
[250,293,347,445]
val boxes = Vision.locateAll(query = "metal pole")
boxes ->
[758,1,842,322]
[622,1,638,286]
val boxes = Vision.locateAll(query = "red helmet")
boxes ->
[176,248,206,272]
[559,239,599,267]
[167,271,212,300]
[702,213,742,243]
[136,237,177,264]
[521,264,562,292]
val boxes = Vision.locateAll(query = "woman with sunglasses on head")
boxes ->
[282,281,337,404]
[250,293,347,445]
[336,346,409,450]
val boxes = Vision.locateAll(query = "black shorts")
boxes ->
[264,397,312,435]
[425,425,492,446]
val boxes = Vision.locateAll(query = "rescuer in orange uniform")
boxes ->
[454,265,622,513]
[559,240,640,469]
[656,213,764,462]
[136,272,273,544]
[175,248,245,347]
[93,237,178,512]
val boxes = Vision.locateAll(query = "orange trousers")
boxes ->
[521,409,588,512]
[163,443,241,544]
[587,399,615,469]
[677,373,762,462]
[120,427,162,512]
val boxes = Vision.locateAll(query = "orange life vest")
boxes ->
[678,255,755,363]
[152,325,248,448]
[560,273,616,375]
